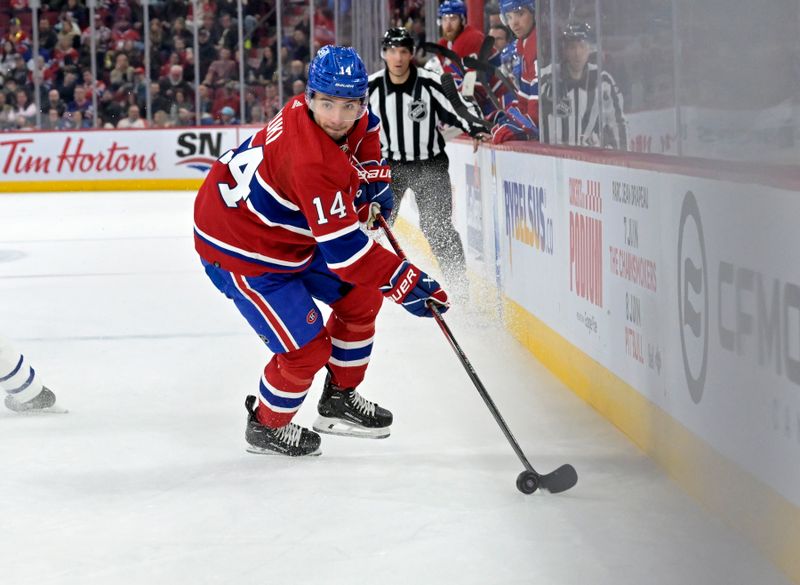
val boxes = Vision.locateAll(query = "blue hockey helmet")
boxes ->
[307,45,369,101]
[438,0,467,19]
[499,0,535,23]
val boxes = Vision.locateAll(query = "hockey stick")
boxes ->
[463,55,519,97]
[377,216,578,495]
[439,73,492,134]
[421,42,465,74]
[473,37,503,111]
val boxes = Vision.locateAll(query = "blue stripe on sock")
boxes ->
[331,343,373,363]
[8,367,35,394]
[0,355,24,383]
[258,380,306,410]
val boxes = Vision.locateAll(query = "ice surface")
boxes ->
[0,192,791,585]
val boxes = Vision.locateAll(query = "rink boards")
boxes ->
[0,126,253,192]
[436,139,800,583]
[2,126,798,582]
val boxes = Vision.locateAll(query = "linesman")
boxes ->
[539,22,627,149]
[368,27,488,294]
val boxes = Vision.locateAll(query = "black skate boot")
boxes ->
[5,387,66,414]
[244,395,321,457]
[312,373,392,439]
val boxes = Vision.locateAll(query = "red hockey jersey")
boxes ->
[515,30,539,125]
[194,94,402,289]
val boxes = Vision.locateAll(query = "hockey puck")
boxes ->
[516,470,539,494]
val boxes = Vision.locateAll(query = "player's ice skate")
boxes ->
[244,395,321,457]
[4,387,67,414]
[313,373,392,439]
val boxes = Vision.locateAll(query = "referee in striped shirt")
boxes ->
[539,22,627,149]
[368,27,488,294]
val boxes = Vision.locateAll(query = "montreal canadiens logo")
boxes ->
[306,309,318,324]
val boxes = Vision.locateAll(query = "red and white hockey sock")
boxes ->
[256,330,331,428]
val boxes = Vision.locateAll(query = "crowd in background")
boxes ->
[0,0,378,130]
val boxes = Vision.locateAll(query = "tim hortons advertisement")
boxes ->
[0,128,244,185]
[663,179,800,506]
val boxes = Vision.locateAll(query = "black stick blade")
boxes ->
[538,464,578,494]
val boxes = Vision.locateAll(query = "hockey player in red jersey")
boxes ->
[491,0,540,144]
[194,46,449,457]
[437,0,485,79]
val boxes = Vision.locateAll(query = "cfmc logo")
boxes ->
[677,191,708,403]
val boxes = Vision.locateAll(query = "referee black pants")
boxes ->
[388,152,466,289]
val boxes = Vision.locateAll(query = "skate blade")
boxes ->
[312,416,390,439]
[6,404,69,415]
[245,445,322,457]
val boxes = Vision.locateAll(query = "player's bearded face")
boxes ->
[440,15,463,41]
[311,95,363,139]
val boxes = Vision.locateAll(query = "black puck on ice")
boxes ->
[516,470,539,494]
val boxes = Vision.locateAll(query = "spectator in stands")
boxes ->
[61,109,86,130]
[152,109,172,128]
[81,14,113,54]
[211,81,239,119]
[58,67,79,103]
[61,0,89,29]
[289,29,309,62]
[282,58,306,96]
[168,88,194,123]
[8,53,29,87]
[0,92,14,131]
[110,52,136,93]
[39,17,59,56]
[174,107,193,127]
[159,64,192,103]
[55,11,81,43]
[67,84,93,126]
[117,104,146,129]
[149,82,173,116]
[216,14,238,52]
[44,88,67,117]
[243,90,259,123]
[263,81,280,117]
[217,105,238,125]
[11,89,37,128]
[97,89,123,127]
[253,45,277,86]
[169,17,192,48]
[196,83,214,122]
[81,69,105,99]
[204,47,237,88]
[42,108,62,130]
[291,78,306,97]
[196,27,217,80]
[249,103,265,125]
[5,18,29,55]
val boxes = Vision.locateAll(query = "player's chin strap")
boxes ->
[376,215,579,495]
